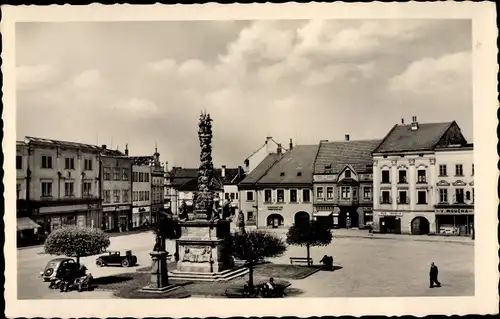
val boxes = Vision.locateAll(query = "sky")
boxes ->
[16,19,473,168]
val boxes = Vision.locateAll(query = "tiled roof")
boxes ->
[16,141,28,147]
[257,145,319,185]
[130,156,155,166]
[314,139,381,174]
[374,122,454,153]
[24,136,126,156]
[216,167,246,185]
[239,153,281,185]
[169,167,243,189]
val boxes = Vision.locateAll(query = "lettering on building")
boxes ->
[435,208,474,215]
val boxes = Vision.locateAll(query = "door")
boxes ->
[395,218,402,234]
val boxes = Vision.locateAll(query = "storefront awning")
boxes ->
[314,211,332,217]
[17,217,41,231]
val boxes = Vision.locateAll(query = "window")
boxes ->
[145,173,150,183]
[303,189,310,202]
[326,187,333,199]
[439,164,447,176]
[455,188,464,203]
[317,187,324,199]
[398,170,407,183]
[247,211,254,221]
[230,193,235,200]
[84,159,93,171]
[132,172,137,182]
[341,186,351,199]
[439,189,448,203]
[103,190,111,203]
[455,164,463,176]
[472,188,475,202]
[224,193,230,200]
[41,155,53,169]
[277,189,284,203]
[236,193,238,200]
[472,164,474,176]
[280,172,285,176]
[64,182,74,197]
[103,167,111,180]
[112,167,120,181]
[133,191,138,202]
[264,189,272,202]
[145,191,150,201]
[363,187,372,200]
[42,182,52,197]
[65,157,75,170]
[344,170,351,178]
[297,172,302,177]
[381,191,391,204]
[353,188,358,199]
[83,182,92,196]
[16,156,22,170]
[290,189,297,203]
[246,191,254,201]
[417,191,427,204]
[398,190,408,204]
[465,190,471,201]
[417,170,426,183]
[122,190,129,202]
[381,170,390,183]
[122,168,129,181]
[16,183,21,199]
[139,191,144,201]
[113,190,121,202]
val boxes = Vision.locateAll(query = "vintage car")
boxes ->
[40,257,80,282]
[95,250,138,267]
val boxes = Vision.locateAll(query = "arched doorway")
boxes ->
[411,216,430,235]
[294,211,310,228]
[267,214,284,228]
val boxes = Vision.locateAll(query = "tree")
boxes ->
[44,226,110,265]
[228,230,287,291]
[286,220,332,267]
[153,211,182,251]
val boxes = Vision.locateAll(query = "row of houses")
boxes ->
[16,136,165,246]
[237,117,474,236]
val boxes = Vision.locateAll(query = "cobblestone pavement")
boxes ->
[18,229,473,299]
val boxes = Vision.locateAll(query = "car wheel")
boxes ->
[44,268,54,276]
[96,259,105,267]
[121,259,130,267]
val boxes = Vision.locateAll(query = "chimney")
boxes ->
[125,144,129,156]
[411,116,419,131]
[401,118,405,125]
[101,144,107,149]
[277,144,282,154]
[289,138,293,150]
[265,136,274,154]
[345,134,350,141]
[221,165,226,178]
[165,161,169,172]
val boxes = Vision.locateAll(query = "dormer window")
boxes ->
[345,170,351,178]
[325,164,332,170]
[297,172,302,176]
[280,172,285,176]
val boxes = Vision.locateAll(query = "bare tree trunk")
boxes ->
[306,243,311,267]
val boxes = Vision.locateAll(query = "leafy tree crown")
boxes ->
[286,220,332,247]
[44,226,110,258]
[229,230,287,262]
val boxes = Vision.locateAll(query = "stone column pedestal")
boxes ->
[141,250,180,293]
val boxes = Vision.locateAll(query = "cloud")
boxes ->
[387,51,472,94]
[16,64,59,90]
[73,69,104,89]
[123,98,158,114]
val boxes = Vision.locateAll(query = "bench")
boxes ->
[289,257,313,266]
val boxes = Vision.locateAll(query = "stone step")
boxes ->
[169,266,249,282]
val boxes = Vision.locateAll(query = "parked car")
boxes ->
[40,257,80,282]
[95,250,138,267]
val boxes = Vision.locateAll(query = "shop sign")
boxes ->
[435,208,474,215]
[102,206,116,212]
[267,206,283,211]
[378,212,403,217]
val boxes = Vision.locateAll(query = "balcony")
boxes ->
[379,196,392,205]
[416,178,427,184]
[337,197,359,206]
[381,180,391,185]
[397,197,410,205]
[397,178,408,185]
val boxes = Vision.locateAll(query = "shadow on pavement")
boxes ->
[93,275,135,285]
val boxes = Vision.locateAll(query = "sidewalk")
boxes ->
[331,229,474,245]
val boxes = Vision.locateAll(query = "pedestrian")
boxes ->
[368,223,373,236]
[429,262,441,288]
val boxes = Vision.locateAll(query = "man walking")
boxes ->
[429,262,441,288]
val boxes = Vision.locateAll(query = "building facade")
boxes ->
[100,150,132,232]
[243,136,282,174]
[313,136,380,229]
[372,118,472,235]
[239,142,318,229]
[19,137,102,235]
[131,158,152,228]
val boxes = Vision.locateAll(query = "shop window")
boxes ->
[16,156,22,170]
[302,189,310,202]
[246,191,254,201]
[417,191,427,204]
[398,170,407,184]
[381,191,391,204]
[277,189,285,203]
[439,188,448,203]
[455,164,463,176]
[264,189,272,203]
[316,187,324,199]
[290,189,298,203]
[326,187,333,199]
[439,164,447,177]
[417,170,426,183]
[381,170,390,184]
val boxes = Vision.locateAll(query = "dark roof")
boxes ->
[168,167,199,187]
[257,145,319,185]
[314,139,381,174]
[24,136,126,156]
[130,156,155,166]
[374,122,454,153]
[168,167,243,190]
[239,153,281,185]
[216,167,246,185]
[16,141,28,147]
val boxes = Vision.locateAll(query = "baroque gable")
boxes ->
[452,180,467,187]
[436,180,450,186]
